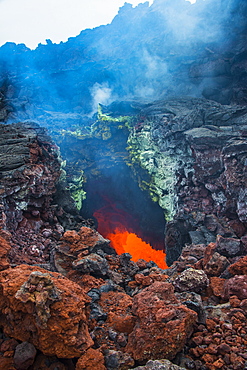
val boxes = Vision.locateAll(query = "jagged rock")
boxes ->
[104,350,135,370]
[224,275,247,300]
[0,229,11,270]
[15,271,61,327]
[173,268,209,294]
[59,227,112,256]
[98,291,135,334]
[73,253,109,278]
[0,264,93,358]
[216,235,241,257]
[54,226,112,275]
[132,359,187,370]
[228,255,247,275]
[13,341,37,370]
[0,122,77,268]
[175,291,206,324]
[125,281,197,362]
[209,276,226,300]
[76,348,106,370]
[203,252,230,277]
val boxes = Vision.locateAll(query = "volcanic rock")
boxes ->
[0,229,11,270]
[216,235,241,257]
[125,281,197,362]
[224,275,247,300]
[76,348,106,370]
[104,350,135,370]
[73,253,110,278]
[132,359,187,370]
[54,226,112,276]
[0,264,93,358]
[13,341,37,370]
[98,291,135,334]
[173,268,209,294]
[228,255,247,275]
[203,252,230,277]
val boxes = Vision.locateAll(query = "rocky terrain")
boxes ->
[0,0,247,369]
[0,95,246,369]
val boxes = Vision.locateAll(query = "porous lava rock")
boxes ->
[54,227,112,275]
[104,350,135,370]
[133,359,187,370]
[228,255,247,275]
[173,268,209,294]
[13,341,37,370]
[223,275,247,300]
[0,121,87,269]
[76,348,106,370]
[125,281,197,362]
[0,229,11,270]
[0,264,93,358]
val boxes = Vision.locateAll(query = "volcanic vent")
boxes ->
[58,107,167,269]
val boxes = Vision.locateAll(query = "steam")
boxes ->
[0,0,245,123]
[90,83,115,115]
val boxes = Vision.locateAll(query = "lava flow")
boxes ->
[93,203,167,269]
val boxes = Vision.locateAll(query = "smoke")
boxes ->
[90,83,115,115]
[0,0,246,125]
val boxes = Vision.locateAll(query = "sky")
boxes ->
[0,0,196,49]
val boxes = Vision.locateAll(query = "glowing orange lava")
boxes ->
[93,203,167,269]
[106,228,168,269]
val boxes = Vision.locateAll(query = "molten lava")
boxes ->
[93,202,167,269]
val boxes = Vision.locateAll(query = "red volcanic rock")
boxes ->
[76,348,106,370]
[125,281,197,362]
[204,252,230,277]
[228,255,247,275]
[60,226,111,256]
[203,242,217,267]
[0,357,15,370]
[0,229,11,271]
[55,226,111,275]
[209,277,225,299]
[0,264,93,358]
[224,275,247,300]
[99,291,135,334]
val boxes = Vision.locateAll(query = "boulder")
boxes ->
[173,268,209,293]
[54,227,112,276]
[0,265,93,358]
[13,342,37,370]
[224,275,247,300]
[125,281,197,362]
[216,235,241,257]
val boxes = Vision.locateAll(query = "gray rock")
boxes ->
[174,268,209,294]
[216,235,241,257]
[132,359,186,369]
[104,350,135,369]
[14,341,37,370]
[73,253,109,277]
[175,291,206,324]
